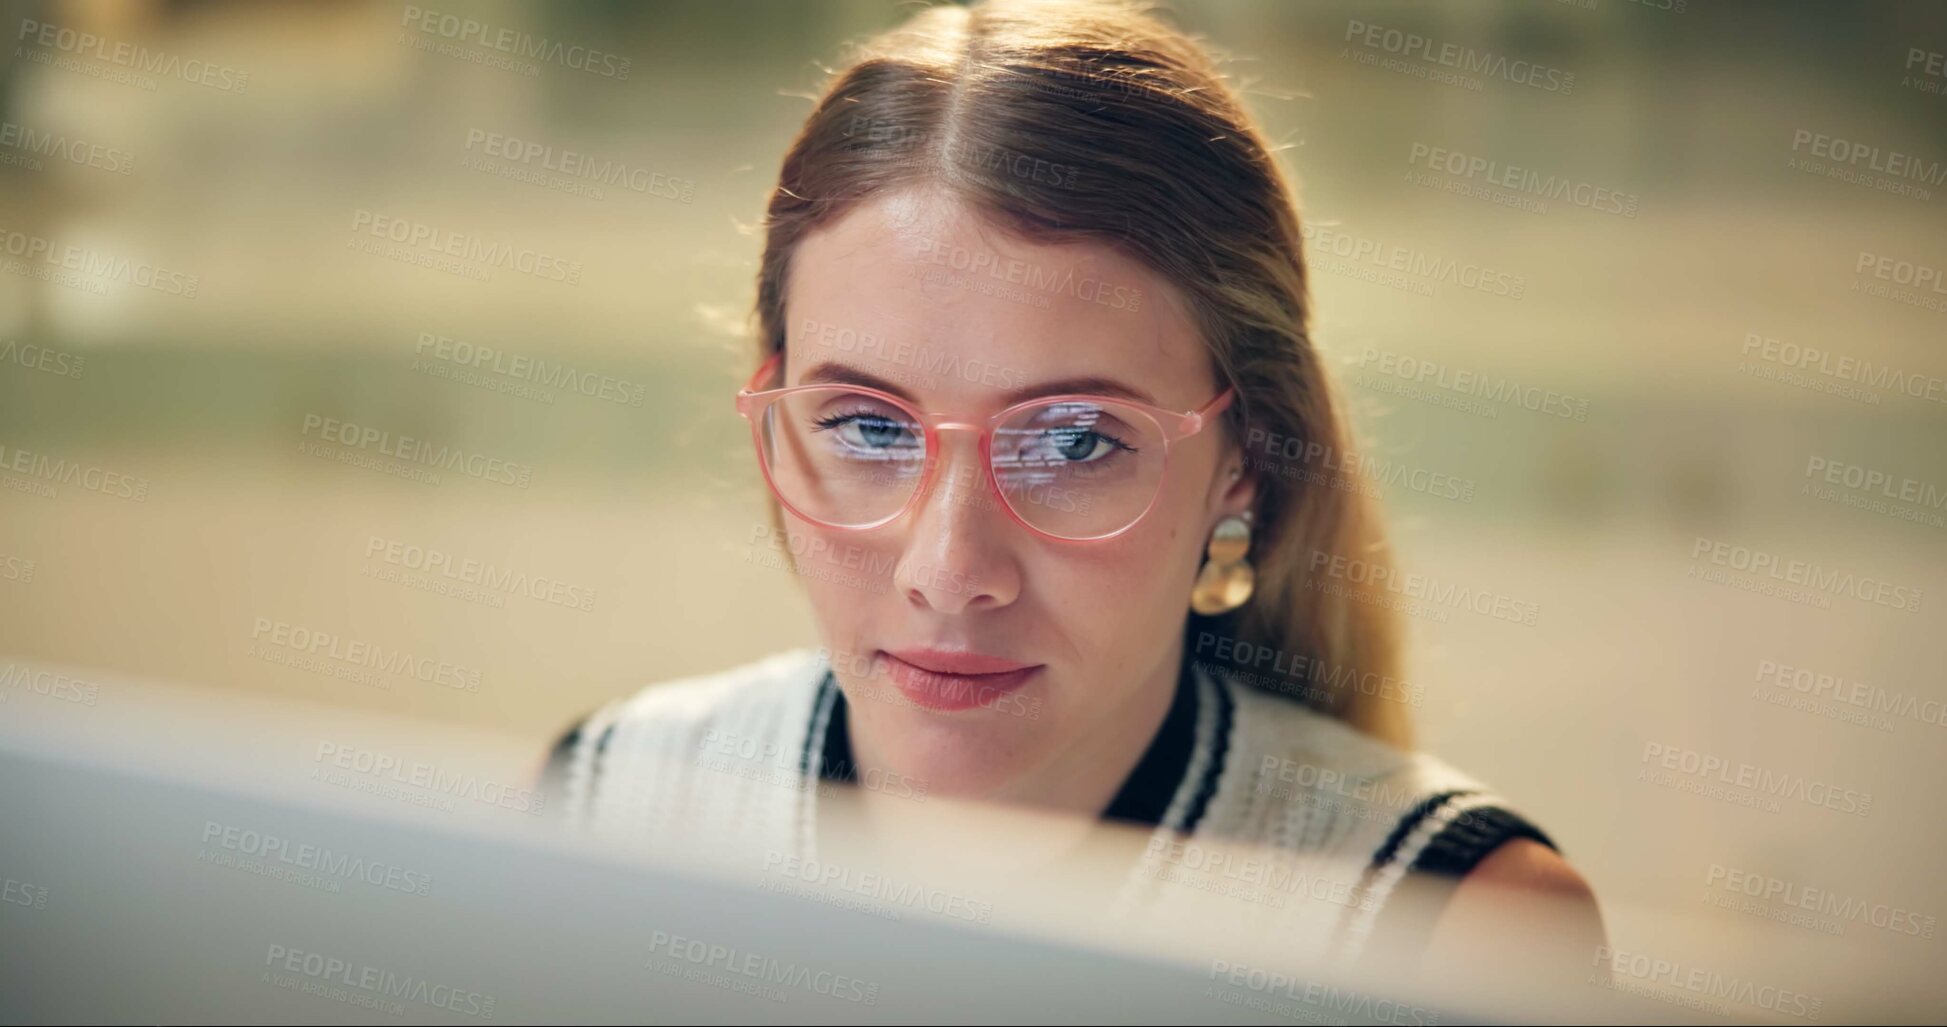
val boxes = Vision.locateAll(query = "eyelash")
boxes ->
[810,413,1139,452]
[1064,430,1137,454]
[810,409,905,432]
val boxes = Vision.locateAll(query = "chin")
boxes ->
[882,702,1042,786]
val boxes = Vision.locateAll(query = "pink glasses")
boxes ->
[735,351,1235,542]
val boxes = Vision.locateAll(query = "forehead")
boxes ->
[784,186,1213,409]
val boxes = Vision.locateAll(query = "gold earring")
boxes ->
[1190,513,1254,615]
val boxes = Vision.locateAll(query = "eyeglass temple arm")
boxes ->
[1169,386,1235,440]
[735,352,785,416]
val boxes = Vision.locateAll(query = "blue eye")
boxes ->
[999,404,1141,470]
[1047,426,1120,462]
[812,412,917,452]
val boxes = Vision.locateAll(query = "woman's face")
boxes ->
[780,186,1254,800]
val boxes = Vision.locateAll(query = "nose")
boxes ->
[892,428,1021,614]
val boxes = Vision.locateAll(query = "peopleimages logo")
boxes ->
[201,821,432,897]
[1740,330,1947,405]
[262,944,494,1019]
[1245,429,1477,503]
[1140,836,1373,912]
[1344,19,1575,93]
[1688,536,1923,612]
[1307,550,1541,626]
[0,226,199,295]
[1640,742,1873,817]
[1906,48,1946,94]
[313,742,544,815]
[1855,250,1947,293]
[1208,959,1441,1026]
[348,209,582,284]
[0,553,35,584]
[1406,142,1641,218]
[1790,130,1947,187]
[646,931,879,1006]
[1799,456,1939,514]
[1193,631,1423,709]
[0,121,135,174]
[908,236,1142,311]
[413,331,645,407]
[1852,251,1947,313]
[1298,222,1527,298]
[399,5,630,79]
[1755,658,1947,731]
[1591,946,1821,1021]
[252,617,481,693]
[854,114,1083,190]
[1357,348,1590,420]
[299,414,533,488]
[0,442,150,501]
[820,646,1040,721]
[696,727,930,802]
[15,18,250,93]
[801,316,1026,390]
[462,129,691,202]
[0,662,100,706]
[761,851,996,925]
[1706,864,1937,939]
[0,339,85,379]
[364,536,597,612]
[1,877,48,911]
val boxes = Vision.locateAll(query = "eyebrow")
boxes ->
[797,360,1158,407]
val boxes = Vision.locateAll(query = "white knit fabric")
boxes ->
[555,646,1528,965]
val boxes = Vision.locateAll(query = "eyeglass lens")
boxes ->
[757,387,1167,539]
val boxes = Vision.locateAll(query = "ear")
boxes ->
[1208,448,1260,524]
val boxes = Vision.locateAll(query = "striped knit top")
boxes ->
[541,646,1556,966]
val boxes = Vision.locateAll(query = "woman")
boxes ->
[543,0,1602,983]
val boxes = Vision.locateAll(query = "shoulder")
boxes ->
[535,647,830,821]
[1459,836,1595,900]
[1215,674,1506,852]
[1203,669,1592,952]
[1423,838,1606,985]
[1215,672,1559,868]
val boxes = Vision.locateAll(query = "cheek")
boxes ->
[1135,469,1214,565]
[786,523,897,619]
[1038,511,1202,649]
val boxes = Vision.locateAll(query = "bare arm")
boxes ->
[1420,839,1608,992]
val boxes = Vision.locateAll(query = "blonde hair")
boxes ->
[753,0,1411,748]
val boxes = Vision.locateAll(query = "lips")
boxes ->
[877,648,1042,711]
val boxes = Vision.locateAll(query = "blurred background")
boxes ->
[1,0,1944,1018]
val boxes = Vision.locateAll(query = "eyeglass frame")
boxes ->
[734,350,1237,543]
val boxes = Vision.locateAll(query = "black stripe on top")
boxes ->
[1410,804,1558,878]
[1173,669,1233,834]
[804,670,841,780]
[1372,789,1473,871]
[545,720,582,768]
[536,719,583,807]
[1362,804,1562,965]
[1333,789,1471,949]
[537,713,616,819]
[1101,655,1203,829]
[816,670,859,785]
